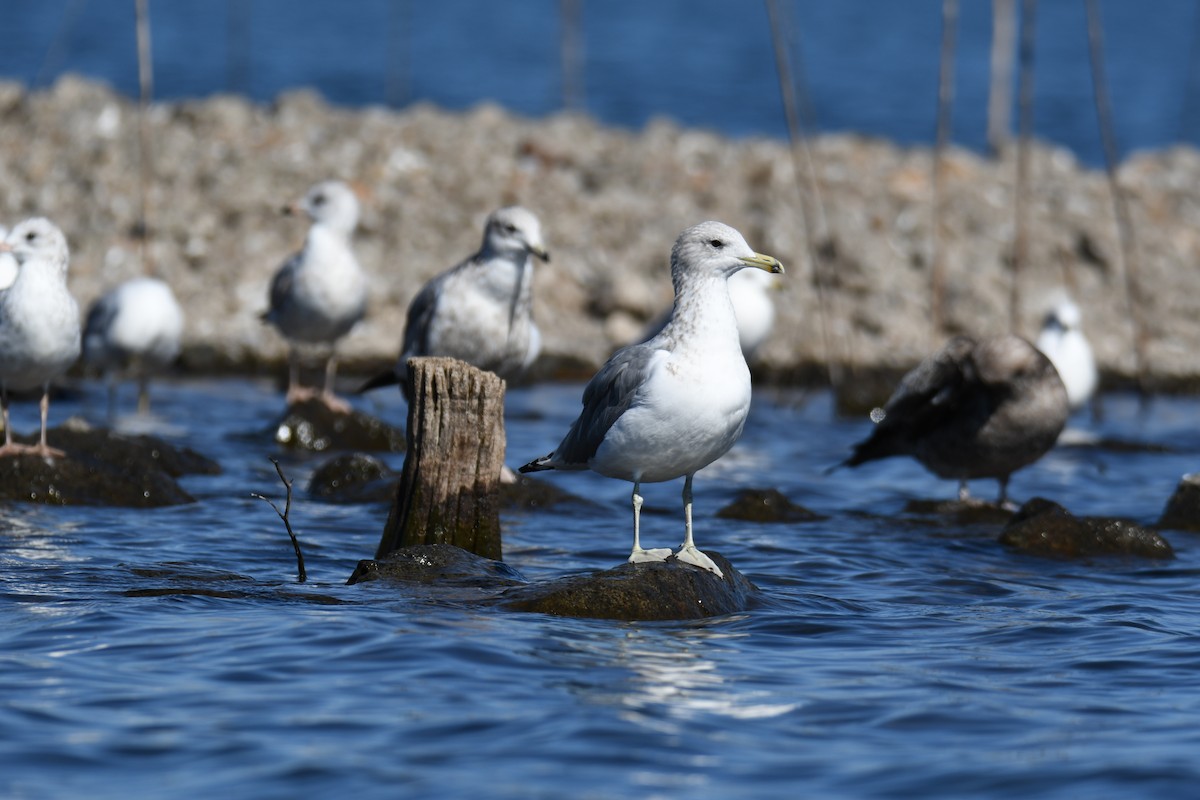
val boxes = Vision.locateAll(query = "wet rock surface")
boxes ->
[498,474,594,511]
[716,488,825,523]
[0,422,219,507]
[904,497,1016,526]
[307,453,397,503]
[346,543,527,588]
[500,552,757,621]
[1157,473,1200,532]
[999,497,1175,559]
[271,399,405,453]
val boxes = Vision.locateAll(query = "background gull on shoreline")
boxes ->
[262,179,367,413]
[359,205,549,401]
[0,218,81,457]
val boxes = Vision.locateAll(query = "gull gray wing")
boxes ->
[263,253,300,320]
[522,343,661,471]
[400,270,450,360]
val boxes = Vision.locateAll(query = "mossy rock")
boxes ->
[0,423,219,506]
[346,543,526,588]
[999,497,1174,560]
[308,453,397,503]
[1157,473,1200,532]
[272,399,406,453]
[500,551,757,621]
[716,488,825,523]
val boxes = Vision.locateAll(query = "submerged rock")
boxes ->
[500,552,757,621]
[499,474,594,511]
[0,422,219,507]
[346,543,526,587]
[271,399,406,453]
[904,497,1015,525]
[999,497,1174,559]
[308,453,397,503]
[716,488,825,523]
[1156,473,1200,532]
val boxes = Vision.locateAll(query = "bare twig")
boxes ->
[134,0,154,271]
[1011,0,1037,333]
[251,457,307,583]
[930,0,959,340]
[764,0,846,392]
[1085,0,1149,399]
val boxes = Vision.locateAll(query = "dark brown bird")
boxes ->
[842,334,1069,505]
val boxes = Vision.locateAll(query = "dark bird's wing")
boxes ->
[262,254,299,322]
[521,343,661,472]
[843,336,976,467]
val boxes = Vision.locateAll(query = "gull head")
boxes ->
[285,180,360,237]
[5,217,69,272]
[670,221,783,290]
[483,206,549,262]
[1041,295,1082,333]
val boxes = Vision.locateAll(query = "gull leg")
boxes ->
[628,481,670,564]
[106,372,119,422]
[35,384,65,459]
[0,386,14,455]
[285,347,316,405]
[319,352,351,414]
[136,373,151,416]
[673,474,724,578]
[957,480,970,502]
[997,476,1016,511]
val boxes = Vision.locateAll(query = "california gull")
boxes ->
[1035,294,1097,412]
[83,276,184,417]
[641,263,778,358]
[0,218,81,458]
[263,179,367,412]
[841,334,1068,505]
[360,205,548,400]
[520,221,784,577]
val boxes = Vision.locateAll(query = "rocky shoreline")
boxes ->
[2,75,1199,391]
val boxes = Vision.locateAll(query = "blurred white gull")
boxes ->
[1035,294,1097,411]
[0,225,17,291]
[521,221,784,577]
[359,205,548,401]
[83,276,184,417]
[0,218,81,458]
[263,179,367,413]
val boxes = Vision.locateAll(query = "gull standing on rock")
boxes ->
[359,205,549,400]
[83,276,184,417]
[1035,295,1097,412]
[263,180,367,412]
[520,221,785,578]
[841,334,1069,505]
[0,218,81,457]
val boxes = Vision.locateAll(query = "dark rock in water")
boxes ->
[346,543,526,587]
[905,497,1015,525]
[999,497,1174,559]
[716,488,825,523]
[1156,473,1200,532]
[501,551,757,621]
[499,474,594,511]
[0,422,219,507]
[308,453,398,503]
[272,399,405,453]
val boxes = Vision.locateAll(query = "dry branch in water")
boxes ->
[252,457,308,583]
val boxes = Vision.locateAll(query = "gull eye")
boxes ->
[504,223,518,234]
[25,231,36,242]
[311,194,326,206]
[709,238,724,248]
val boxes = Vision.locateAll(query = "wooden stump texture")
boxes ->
[376,357,506,560]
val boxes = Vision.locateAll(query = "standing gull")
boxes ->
[83,276,184,417]
[1035,294,1097,411]
[0,218,81,457]
[360,205,548,400]
[520,221,784,578]
[263,179,367,412]
[841,334,1069,505]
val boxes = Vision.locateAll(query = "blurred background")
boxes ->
[3,0,1199,166]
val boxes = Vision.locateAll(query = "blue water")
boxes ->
[3,379,1200,798]
[4,0,1200,164]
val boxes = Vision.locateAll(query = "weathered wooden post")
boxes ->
[376,357,506,561]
